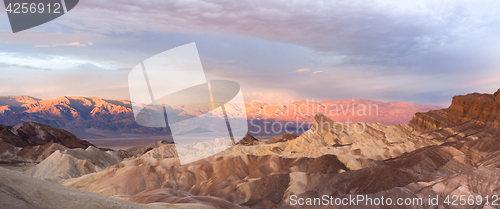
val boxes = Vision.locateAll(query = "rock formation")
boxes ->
[410,88,500,132]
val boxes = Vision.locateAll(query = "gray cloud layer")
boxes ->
[1,0,500,106]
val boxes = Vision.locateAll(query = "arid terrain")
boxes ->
[1,89,500,208]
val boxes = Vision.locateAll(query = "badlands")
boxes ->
[1,89,500,208]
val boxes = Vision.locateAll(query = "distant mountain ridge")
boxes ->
[0,96,168,139]
[247,99,441,125]
[0,96,441,138]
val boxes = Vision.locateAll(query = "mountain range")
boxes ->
[0,96,441,139]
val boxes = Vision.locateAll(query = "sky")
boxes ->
[1,0,500,107]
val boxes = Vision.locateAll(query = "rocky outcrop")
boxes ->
[410,88,500,132]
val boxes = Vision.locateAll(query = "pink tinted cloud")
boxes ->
[35,42,93,48]
[295,68,311,73]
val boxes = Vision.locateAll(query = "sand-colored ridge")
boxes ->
[26,146,122,179]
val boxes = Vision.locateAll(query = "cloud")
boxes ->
[295,68,311,73]
[0,52,117,71]
[2,0,500,106]
[243,90,299,105]
[49,0,500,75]
[0,30,106,46]
[60,1,495,49]
[0,68,130,101]
[313,71,323,75]
[35,42,94,48]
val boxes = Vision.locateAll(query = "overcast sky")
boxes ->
[1,0,500,107]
